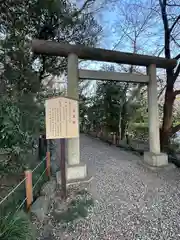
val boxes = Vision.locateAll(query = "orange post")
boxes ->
[46,151,51,178]
[25,170,33,211]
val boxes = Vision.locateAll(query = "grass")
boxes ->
[0,210,36,240]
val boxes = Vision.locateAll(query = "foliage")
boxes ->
[129,123,149,140]
[80,0,180,148]
[53,190,94,223]
[32,159,48,199]
[0,211,35,240]
[0,95,39,152]
[80,64,146,139]
[0,0,101,170]
[0,94,42,175]
[0,181,26,217]
[54,198,94,223]
[0,1,100,237]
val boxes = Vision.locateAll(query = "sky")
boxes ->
[78,0,180,97]
[65,0,180,102]
[79,0,164,69]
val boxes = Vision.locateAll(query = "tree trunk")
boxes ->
[121,122,126,140]
[120,102,127,140]
[118,111,121,139]
[120,84,129,140]
[161,75,176,151]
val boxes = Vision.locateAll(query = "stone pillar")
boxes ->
[67,53,80,166]
[147,64,160,154]
[58,53,87,182]
[144,64,168,167]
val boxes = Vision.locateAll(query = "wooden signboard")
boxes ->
[45,96,79,139]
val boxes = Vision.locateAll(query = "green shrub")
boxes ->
[32,160,48,199]
[0,211,36,240]
[53,191,94,223]
[0,157,47,223]
[129,122,149,140]
[0,184,26,217]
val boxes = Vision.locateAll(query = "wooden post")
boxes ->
[46,151,51,178]
[126,133,130,145]
[38,135,42,160]
[116,135,120,145]
[108,133,110,142]
[25,170,33,210]
[60,138,66,199]
[113,133,116,145]
[46,139,50,178]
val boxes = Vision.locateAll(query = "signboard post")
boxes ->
[60,138,66,199]
[45,96,79,199]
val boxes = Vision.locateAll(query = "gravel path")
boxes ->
[70,134,180,240]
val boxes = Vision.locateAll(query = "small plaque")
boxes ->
[45,96,79,139]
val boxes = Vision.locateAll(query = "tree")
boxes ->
[0,0,101,163]
[105,1,153,139]
[102,0,180,149]
[79,60,147,141]
[158,0,180,150]
[1,0,101,88]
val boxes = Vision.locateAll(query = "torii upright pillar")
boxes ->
[144,64,168,166]
[66,53,87,181]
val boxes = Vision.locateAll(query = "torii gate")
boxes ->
[32,39,177,182]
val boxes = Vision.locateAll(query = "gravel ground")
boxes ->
[38,134,180,239]
[74,135,180,240]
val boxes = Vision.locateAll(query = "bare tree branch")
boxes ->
[158,85,166,99]
[175,53,180,60]
[169,15,180,33]
[167,3,180,7]
[171,124,180,135]
[112,33,127,50]
[171,35,180,48]
[75,0,95,15]
[174,63,180,81]
[157,47,165,57]
[136,10,154,39]
[174,89,180,96]
[159,0,171,59]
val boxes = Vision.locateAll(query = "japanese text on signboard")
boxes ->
[45,96,79,139]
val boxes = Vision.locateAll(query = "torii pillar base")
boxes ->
[144,152,168,167]
[56,163,89,185]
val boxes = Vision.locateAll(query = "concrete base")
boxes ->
[144,152,168,167]
[66,163,87,180]
[56,163,87,184]
[65,176,93,186]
